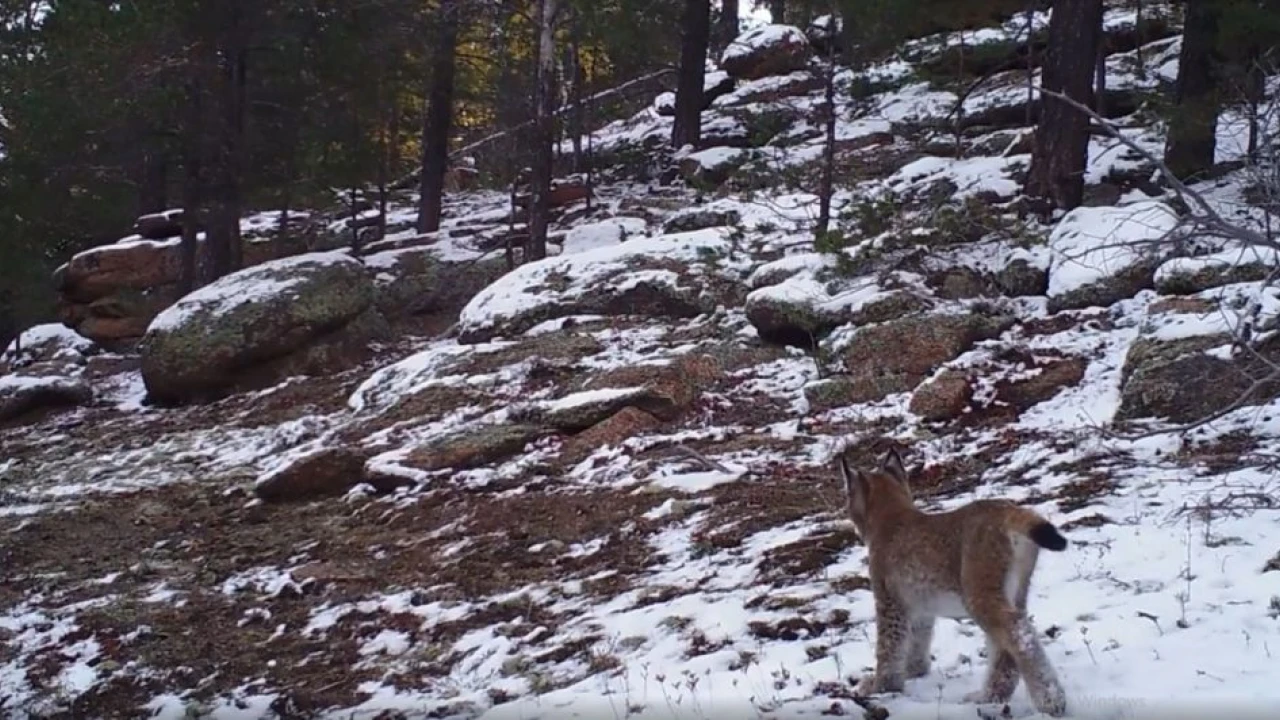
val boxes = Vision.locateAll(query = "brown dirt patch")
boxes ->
[691,464,839,551]
[756,527,862,586]
[1176,430,1260,474]
[0,471,686,715]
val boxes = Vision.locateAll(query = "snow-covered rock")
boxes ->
[0,367,92,423]
[139,252,388,405]
[558,217,649,255]
[679,146,753,187]
[1154,246,1279,295]
[721,24,813,81]
[2,323,97,370]
[745,262,933,346]
[1046,200,1179,311]
[364,245,507,320]
[455,228,747,343]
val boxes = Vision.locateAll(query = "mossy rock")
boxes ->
[843,312,1014,380]
[1116,334,1280,423]
[371,250,509,319]
[1154,259,1273,296]
[140,252,383,405]
[406,424,549,471]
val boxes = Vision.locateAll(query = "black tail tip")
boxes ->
[1029,522,1068,551]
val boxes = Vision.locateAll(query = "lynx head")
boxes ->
[835,443,913,543]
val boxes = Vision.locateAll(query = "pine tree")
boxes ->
[418,0,462,234]
[1163,0,1224,181]
[1025,0,1104,211]
[672,0,712,150]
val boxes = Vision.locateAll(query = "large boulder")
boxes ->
[365,246,509,322]
[1115,333,1280,424]
[909,370,974,422]
[564,352,723,425]
[679,147,753,188]
[455,228,746,343]
[404,423,548,471]
[1153,247,1277,295]
[1046,201,1178,312]
[721,25,813,81]
[254,447,377,502]
[133,209,186,240]
[140,252,388,405]
[56,214,342,347]
[836,311,1014,404]
[711,71,824,108]
[559,217,649,255]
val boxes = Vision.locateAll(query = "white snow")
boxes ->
[722,24,808,67]
[457,227,738,338]
[1047,201,1180,297]
[2,323,95,363]
[559,217,649,255]
[147,250,357,333]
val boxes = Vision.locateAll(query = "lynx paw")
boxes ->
[963,689,997,704]
[854,673,903,696]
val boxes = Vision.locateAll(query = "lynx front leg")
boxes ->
[906,617,935,679]
[855,593,910,695]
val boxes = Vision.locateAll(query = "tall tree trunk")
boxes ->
[205,4,246,279]
[419,0,460,233]
[718,0,740,53]
[1245,59,1265,159]
[1163,0,1221,181]
[672,0,711,150]
[566,17,585,174]
[179,40,209,294]
[1094,35,1107,116]
[526,0,559,263]
[1025,0,1103,211]
[769,0,786,24]
[1134,0,1145,76]
[1024,0,1035,125]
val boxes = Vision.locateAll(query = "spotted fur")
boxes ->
[837,444,1069,717]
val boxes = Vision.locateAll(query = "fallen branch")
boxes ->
[669,444,736,475]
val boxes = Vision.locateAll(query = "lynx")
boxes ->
[836,444,1070,717]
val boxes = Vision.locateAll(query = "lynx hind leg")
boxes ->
[1007,614,1067,717]
[962,635,1019,704]
[906,617,935,679]
[971,607,1067,717]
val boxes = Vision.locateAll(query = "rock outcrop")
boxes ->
[56,210,341,347]
[837,311,1014,404]
[1046,201,1178,312]
[455,228,745,343]
[721,25,813,81]
[0,367,93,424]
[1115,333,1280,424]
[139,252,389,405]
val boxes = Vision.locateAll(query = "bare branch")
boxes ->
[668,444,736,475]
[1032,84,1279,252]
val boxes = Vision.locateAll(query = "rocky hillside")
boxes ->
[3,4,1280,719]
